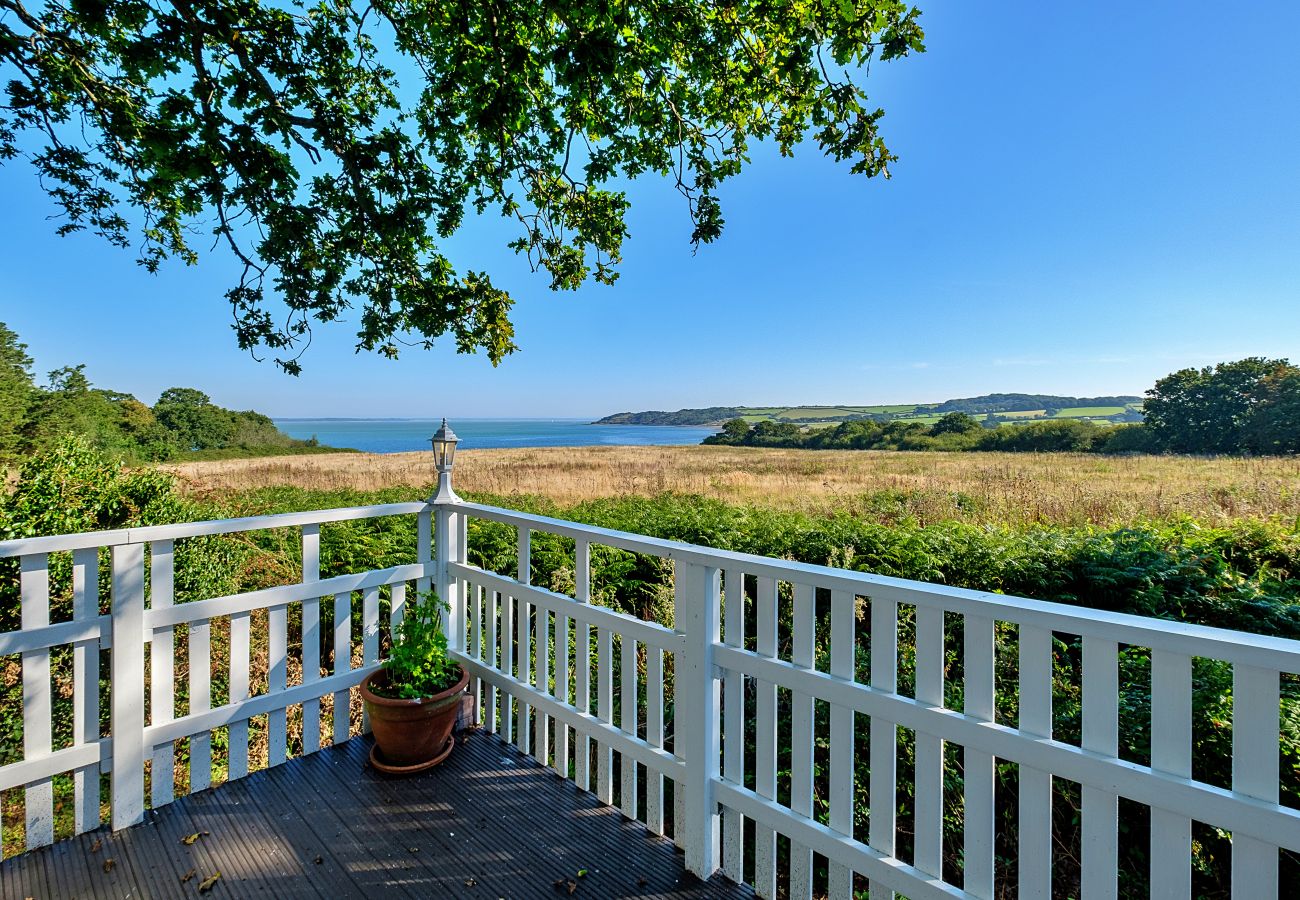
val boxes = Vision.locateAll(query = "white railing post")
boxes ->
[110,543,146,830]
[433,469,463,649]
[676,560,721,879]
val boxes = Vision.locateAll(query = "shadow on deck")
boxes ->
[0,732,751,899]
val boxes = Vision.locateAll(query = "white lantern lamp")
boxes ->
[430,418,460,503]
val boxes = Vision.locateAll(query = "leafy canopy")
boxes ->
[0,319,320,460]
[0,322,34,455]
[1143,357,1300,455]
[0,0,925,372]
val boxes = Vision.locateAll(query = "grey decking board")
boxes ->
[0,732,752,900]
[286,742,445,898]
[248,752,372,899]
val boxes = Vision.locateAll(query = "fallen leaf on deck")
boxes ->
[198,872,222,893]
[102,858,115,873]
[90,838,102,853]
[464,877,477,886]
[181,868,196,883]
[577,869,588,878]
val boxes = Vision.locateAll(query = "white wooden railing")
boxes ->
[0,502,431,852]
[2,496,1299,899]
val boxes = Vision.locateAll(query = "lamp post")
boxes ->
[429,418,463,648]
[430,418,460,504]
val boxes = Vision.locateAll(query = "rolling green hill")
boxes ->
[594,394,1144,428]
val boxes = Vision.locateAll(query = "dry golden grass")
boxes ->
[165,446,1300,527]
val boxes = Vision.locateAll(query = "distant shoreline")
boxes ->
[273,416,594,422]
[271,418,718,454]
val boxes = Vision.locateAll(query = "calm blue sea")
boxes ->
[273,418,719,454]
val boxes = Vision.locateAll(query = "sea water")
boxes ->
[273,418,719,454]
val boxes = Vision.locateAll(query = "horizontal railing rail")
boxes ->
[3,494,1298,900]
[0,501,429,558]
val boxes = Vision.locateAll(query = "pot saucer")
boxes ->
[369,735,455,776]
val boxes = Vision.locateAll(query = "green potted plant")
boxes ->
[360,594,469,774]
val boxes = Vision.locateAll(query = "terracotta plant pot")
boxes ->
[361,664,469,774]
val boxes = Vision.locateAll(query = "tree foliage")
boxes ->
[1143,358,1300,455]
[0,320,320,460]
[706,414,1115,453]
[0,322,33,456]
[0,0,925,372]
[706,358,1300,457]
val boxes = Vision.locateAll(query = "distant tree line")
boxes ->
[596,407,747,426]
[920,393,1141,415]
[705,358,1300,455]
[0,321,322,462]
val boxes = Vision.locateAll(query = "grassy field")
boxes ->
[775,404,919,418]
[1053,405,1126,417]
[999,409,1047,418]
[166,446,1300,528]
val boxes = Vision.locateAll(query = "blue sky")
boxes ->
[2,0,1298,418]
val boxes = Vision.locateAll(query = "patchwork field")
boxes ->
[166,446,1300,528]
[1053,405,1127,417]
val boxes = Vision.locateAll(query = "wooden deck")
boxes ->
[0,731,752,899]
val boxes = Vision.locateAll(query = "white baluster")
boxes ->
[596,624,613,803]
[1018,624,1052,900]
[21,554,52,847]
[1231,664,1280,896]
[1150,649,1192,898]
[789,582,815,900]
[869,596,898,900]
[963,614,995,899]
[914,603,945,878]
[71,547,101,833]
[301,524,322,756]
[554,591,570,778]
[646,643,665,834]
[1081,636,1118,900]
[621,633,639,820]
[189,613,212,792]
[229,609,251,778]
[575,539,591,791]
[111,544,146,829]
[721,567,746,881]
[332,592,351,744]
[360,586,379,734]
[268,593,288,763]
[150,540,175,806]
[754,575,778,898]
[486,589,499,734]
[828,589,856,899]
